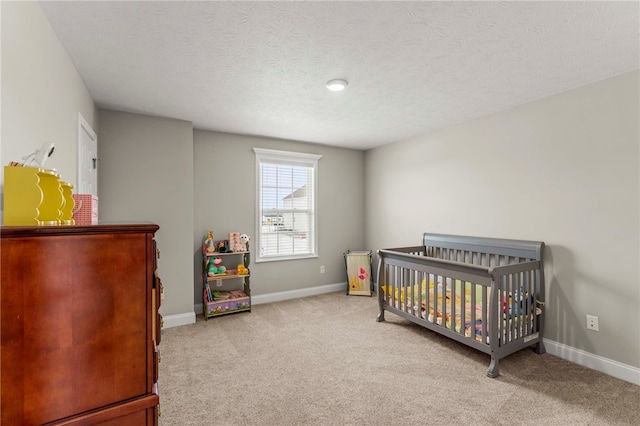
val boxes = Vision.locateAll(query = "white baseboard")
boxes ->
[543,338,640,386]
[251,282,347,305]
[161,311,196,329]
[191,282,347,322]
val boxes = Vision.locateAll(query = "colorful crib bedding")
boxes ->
[381,279,480,335]
[381,279,537,342]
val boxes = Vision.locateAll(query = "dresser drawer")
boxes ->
[47,394,159,425]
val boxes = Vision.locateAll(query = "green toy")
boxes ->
[207,257,226,276]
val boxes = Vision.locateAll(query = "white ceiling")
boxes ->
[40,1,639,150]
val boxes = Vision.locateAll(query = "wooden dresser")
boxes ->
[1,224,162,425]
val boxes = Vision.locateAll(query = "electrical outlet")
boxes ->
[216,280,223,287]
[320,265,325,273]
[586,314,599,331]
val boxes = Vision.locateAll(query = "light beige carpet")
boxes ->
[158,292,639,425]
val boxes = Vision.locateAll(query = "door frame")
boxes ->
[77,112,98,195]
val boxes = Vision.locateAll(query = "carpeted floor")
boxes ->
[158,292,639,425]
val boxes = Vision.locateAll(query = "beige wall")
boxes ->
[1,1,97,213]
[98,110,195,319]
[365,71,640,369]
[193,131,366,304]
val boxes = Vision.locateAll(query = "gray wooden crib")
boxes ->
[376,233,545,378]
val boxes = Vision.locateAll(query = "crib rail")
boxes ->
[423,233,544,265]
[377,242,545,378]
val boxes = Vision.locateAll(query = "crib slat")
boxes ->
[433,275,444,324]
[523,270,530,336]
[512,274,516,341]
[404,267,410,315]
[387,265,392,306]
[536,269,541,334]
[498,283,502,346]
[451,277,457,332]
[416,269,421,317]
[530,269,535,335]
[519,270,525,339]
[516,273,522,338]
[440,275,446,328]
[402,267,408,314]
[481,285,487,344]
[508,274,513,344]
[526,269,533,335]
[470,280,477,339]
[412,269,417,314]
[521,271,527,336]
[427,272,433,323]
[515,263,521,339]
[405,267,410,314]
[393,265,399,310]
[419,271,424,320]
[501,275,507,345]
[505,274,510,344]
[461,281,467,336]
[483,284,487,343]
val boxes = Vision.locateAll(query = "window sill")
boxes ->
[255,254,319,263]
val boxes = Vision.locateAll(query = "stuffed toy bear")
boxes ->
[239,234,250,252]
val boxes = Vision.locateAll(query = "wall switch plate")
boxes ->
[586,314,599,331]
[320,265,325,273]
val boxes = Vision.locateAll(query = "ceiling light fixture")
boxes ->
[326,79,348,91]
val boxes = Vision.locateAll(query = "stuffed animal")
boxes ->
[239,234,250,252]
[207,257,227,276]
[236,264,249,275]
[204,231,216,254]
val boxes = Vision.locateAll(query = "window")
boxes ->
[254,148,322,262]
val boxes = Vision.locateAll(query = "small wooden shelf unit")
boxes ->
[202,248,251,319]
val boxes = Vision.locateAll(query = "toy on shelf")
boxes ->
[204,231,216,254]
[207,257,227,276]
[216,240,229,253]
[239,234,250,252]
[236,264,249,275]
[229,232,241,252]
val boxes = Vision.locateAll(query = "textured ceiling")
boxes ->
[40,1,639,150]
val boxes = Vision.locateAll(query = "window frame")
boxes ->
[253,147,322,263]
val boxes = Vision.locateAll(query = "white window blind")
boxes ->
[253,148,322,262]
